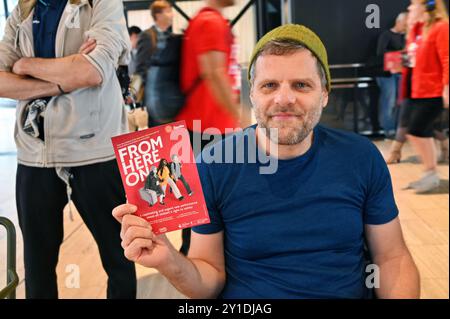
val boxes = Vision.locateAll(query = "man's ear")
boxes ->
[321,90,329,108]
[249,86,255,108]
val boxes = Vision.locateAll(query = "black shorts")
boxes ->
[400,98,444,138]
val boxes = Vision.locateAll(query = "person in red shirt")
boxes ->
[177,0,241,255]
[403,0,449,193]
[386,7,448,165]
[177,0,241,148]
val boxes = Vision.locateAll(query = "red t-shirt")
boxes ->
[176,7,240,133]
[411,20,449,99]
[399,23,423,101]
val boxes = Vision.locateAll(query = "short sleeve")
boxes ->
[363,143,399,225]
[192,159,224,234]
[194,14,228,55]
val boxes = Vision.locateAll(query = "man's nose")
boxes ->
[273,83,296,106]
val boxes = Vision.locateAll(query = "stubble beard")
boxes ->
[255,99,323,146]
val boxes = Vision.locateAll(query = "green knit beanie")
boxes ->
[248,24,331,92]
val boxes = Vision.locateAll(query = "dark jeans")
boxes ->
[376,74,401,134]
[16,160,136,299]
[180,130,225,256]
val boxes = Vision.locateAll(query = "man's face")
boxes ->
[130,33,139,50]
[158,7,174,27]
[172,155,179,163]
[250,50,328,145]
[396,14,408,33]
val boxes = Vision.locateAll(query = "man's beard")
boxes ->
[255,99,323,146]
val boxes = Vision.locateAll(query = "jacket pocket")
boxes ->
[84,93,101,139]
[48,88,101,141]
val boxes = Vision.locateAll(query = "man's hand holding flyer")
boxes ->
[111,121,210,235]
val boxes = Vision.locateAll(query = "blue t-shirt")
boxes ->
[193,125,399,299]
[33,0,68,59]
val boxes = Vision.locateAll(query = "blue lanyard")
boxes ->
[38,0,49,6]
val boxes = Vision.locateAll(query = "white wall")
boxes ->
[127,9,155,31]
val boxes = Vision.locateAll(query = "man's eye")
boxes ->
[262,83,277,89]
[294,82,309,89]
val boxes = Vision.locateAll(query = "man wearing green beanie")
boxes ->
[113,24,419,299]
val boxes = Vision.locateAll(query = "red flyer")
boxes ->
[384,50,403,72]
[111,121,210,235]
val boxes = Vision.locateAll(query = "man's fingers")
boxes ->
[121,214,152,239]
[154,233,171,246]
[112,204,137,223]
[121,225,154,247]
[79,39,96,54]
[124,238,153,261]
[78,42,90,53]
[82,38,96,47]
[82,42,97,54]
[12,59,25,75]
[122,214,150,229]
[80,46,95,55]
[79,42,96,55]
[79,43,87,53]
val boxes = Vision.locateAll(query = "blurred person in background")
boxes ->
[385,7,449,165]
[401,0,449,193]
[133,0,174,126]
[128,26,142,76]
[375,12,407,138]
[176,0,242,256]
[126,26,148,133]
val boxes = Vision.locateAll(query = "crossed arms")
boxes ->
[0,39,101,100]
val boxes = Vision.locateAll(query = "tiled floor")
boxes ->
[0,102,448,299]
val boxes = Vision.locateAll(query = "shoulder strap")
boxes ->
[185,77,203,97]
